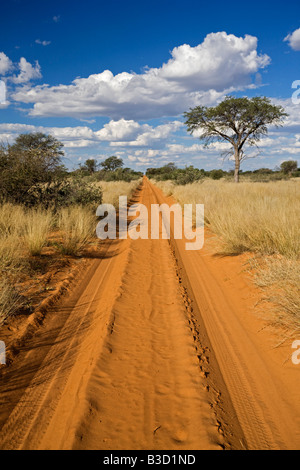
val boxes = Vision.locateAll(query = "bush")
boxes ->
[96,167,143,182]
[26,179,103,209]
[175,166,204,185]
[147,164,205,185]
[209,169,225,180]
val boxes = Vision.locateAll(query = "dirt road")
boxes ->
[0,178,299,450]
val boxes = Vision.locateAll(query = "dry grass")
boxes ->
[156,179,300,331]
[57,206,96,256]
[0,204,95,322]
[0,204,25,272]
[156,179,300,258]
[0,278,25,325]
[254,258,300,333]
[0,204,24,237]
[0,236,23,272]
[0,204,54,265]
[0,205,43,324]
[23,209,53,256]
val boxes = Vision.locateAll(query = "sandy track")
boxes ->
[0,238,130,450]
[0,182,222,450]
[0,178,299,450]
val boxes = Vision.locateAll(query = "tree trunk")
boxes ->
[234,149,240,183]
[234,166,239,183]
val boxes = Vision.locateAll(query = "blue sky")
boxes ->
[1,0,300,171]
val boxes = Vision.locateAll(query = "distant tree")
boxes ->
[97,166,143,182]
[184,96,287,182]
[280,160,298,175]
[253,168,273,174]
[146,164,204,184]
[81,158,99,174]
[100,156,123,172]
[163,162,177,173]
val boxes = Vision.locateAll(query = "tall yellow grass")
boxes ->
[57,206,96,255]
[254,258,300,332]
[156,179,300,258]
[0,204,24,237]
[0,278,25,325]
[23,209,54,256]
[0,204,26,271]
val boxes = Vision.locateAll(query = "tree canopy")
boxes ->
[10,132,64,173]
[184,96,287,182]
[80,158,99,174]
[0,132,66,204]
[100,156,123,172]
[280,160,298,175]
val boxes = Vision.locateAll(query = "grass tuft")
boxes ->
[57,206,97,256]
[0,279,25,325]
[23,209,53,256]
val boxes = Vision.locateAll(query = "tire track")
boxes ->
[0,240,130,450]
[71,180,222,450]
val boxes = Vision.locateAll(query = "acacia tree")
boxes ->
[280,160,298,175]
[10,132,64,173]
[100,156,123,172]
[184,96,287,182]
[81,158,99,174]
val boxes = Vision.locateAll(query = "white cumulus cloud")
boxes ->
[95,119,143,141]
[0,52,13,75]
[284,28,300,51]
[11,32,270,120]
[11,57,42,84]
[0,119,183,149]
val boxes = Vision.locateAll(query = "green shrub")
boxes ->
[26,179,103,209]
[96,167,143,182]
[208,169,225,180]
